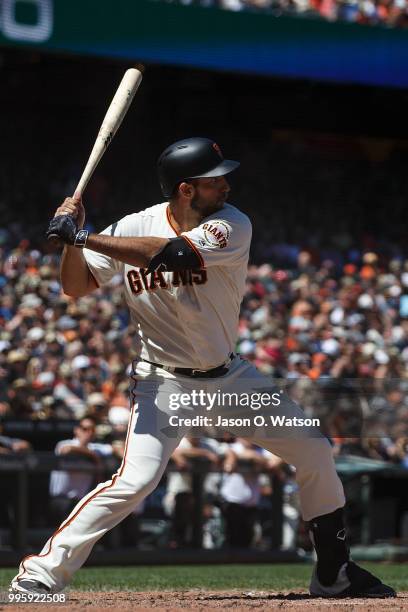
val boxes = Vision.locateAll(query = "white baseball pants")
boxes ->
[14,356,344,592]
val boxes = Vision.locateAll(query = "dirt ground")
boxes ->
[3,590,408,611]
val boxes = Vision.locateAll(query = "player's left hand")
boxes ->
[45,213,78,244]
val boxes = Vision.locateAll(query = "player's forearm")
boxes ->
[60,246,94,297]
[84,234,169,268]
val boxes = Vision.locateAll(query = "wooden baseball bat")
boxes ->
[47,66,144,244]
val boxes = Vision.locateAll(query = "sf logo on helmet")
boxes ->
[212,142,223,158]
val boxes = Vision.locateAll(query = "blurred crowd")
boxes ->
[163,0,408,27]
[2,239,408,451]
[3,223,408,547]
[241,253,408,446]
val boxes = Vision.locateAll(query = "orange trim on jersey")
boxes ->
[166,205,180,236]
[16,377,139,583]
[166,205,205,269]
[182,235,205,269]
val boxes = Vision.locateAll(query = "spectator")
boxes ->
[388,437,408,466]
[0,434,32,454]
[48,416,113,526]
[163,436,220,548]
[0,431,32,548]
[220,438,276,548]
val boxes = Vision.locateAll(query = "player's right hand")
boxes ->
[54,195,85,229]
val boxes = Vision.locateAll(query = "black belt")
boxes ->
[141,353,235,378]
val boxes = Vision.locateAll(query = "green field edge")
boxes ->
[1,563,407,592]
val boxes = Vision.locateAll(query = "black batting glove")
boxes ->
[46,214,78,245]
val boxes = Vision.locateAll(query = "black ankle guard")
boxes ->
[309,507,350,586]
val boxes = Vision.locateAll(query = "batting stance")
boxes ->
[11,138,394,598]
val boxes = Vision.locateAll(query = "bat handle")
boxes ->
[47,191,82,246]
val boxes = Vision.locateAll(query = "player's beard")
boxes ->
[191,193,225,218]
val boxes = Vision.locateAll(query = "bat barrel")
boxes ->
[46,67,143,246]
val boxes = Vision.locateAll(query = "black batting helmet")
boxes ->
[157,137,240,198]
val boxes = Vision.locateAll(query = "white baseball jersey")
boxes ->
[83,202,252,369]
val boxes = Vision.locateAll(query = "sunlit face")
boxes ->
[189,175,231,216]
[75,418,96,444]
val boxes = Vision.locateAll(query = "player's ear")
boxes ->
[179,181,195,200]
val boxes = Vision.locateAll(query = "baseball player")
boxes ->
[11,138,395,598]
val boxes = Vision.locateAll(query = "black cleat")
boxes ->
[310,561,396,598]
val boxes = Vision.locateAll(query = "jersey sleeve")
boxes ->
[181,213,252,267]
[83,217,128,287]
